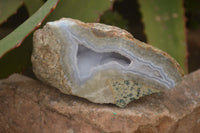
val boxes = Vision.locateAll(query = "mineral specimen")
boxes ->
[31,18,184,107]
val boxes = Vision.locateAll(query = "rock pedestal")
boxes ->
[0,70,200,133]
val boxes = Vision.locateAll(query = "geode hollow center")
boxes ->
[77,45,131,84]
[32,18,184,107]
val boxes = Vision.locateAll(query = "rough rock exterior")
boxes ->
[31,18,183,107]
[0,69,200,133]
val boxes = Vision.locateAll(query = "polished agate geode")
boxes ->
[31,18,184,107]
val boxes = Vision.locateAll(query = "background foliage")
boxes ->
[138,0,186,71]
[0,0,200,78]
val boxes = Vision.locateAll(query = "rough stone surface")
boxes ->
[32,18,184,107]
[0,69,200,133]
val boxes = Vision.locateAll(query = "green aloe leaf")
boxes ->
[23,0,44,15]
[138,0,187,72]
[47,0,113,22]
[0,0,22,24]
[0,34,32,79]
[100,11,128,30]
[0,0,59,58]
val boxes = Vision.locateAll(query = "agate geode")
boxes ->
[32,18,184,107]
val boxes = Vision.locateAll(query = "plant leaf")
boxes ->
[0,0,59,58]
[0,0,22,24]
[138,0,187,72]
[100,11,128,30]
[23,0,44,15]
[0,34,32,79]
[46,0,113,22]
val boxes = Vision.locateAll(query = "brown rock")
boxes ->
[0,69,200,133]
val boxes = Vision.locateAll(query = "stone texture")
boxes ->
[32,18,184,107]
[0,69,200,133]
